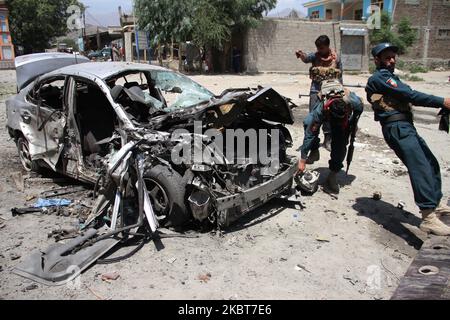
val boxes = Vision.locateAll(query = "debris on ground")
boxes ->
[24,284,38,291]
[343,275,359,286]
[9,252,21,260]
[167,257,177,264]
[25,194,36,202]
[101,272,120,282]
[48,227,80,242]
[397,201,406,210]
[316,236,331,243]
[34,198,72,208]
[87,286,110,300]
[372,192,382,201]
[40,186,87,199]
[198,273,212,283]
[294,264,311,273]
[11,207,43,216]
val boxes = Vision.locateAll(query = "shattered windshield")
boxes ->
[151,70,214,110]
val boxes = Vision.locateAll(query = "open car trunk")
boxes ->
[15,53,90,92]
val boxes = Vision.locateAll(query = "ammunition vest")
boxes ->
[370,93,412,113]
[309,51,340,83]
[309,66,342,83]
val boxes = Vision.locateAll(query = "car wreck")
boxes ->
[6,53,300,285]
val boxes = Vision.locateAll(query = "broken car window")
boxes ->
[28,77,66,110]
[107,71,166,121]
[151,71,214,111]
[75,79,120,160]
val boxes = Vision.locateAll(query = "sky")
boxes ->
[81,0,309,27]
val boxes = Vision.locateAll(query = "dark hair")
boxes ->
[315,35,330,47]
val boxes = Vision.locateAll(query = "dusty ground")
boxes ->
[0,68,449,300]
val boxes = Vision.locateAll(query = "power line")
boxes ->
[85,10,105,27]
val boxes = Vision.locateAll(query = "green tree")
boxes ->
[191,0,276,49]
[397,17,417,49]
[135,0,276,69]
[369,12,417,55]
[135,0,194,45]
[6,0,82,54]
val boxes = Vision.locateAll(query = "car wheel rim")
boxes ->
[18,139,33,171]
[144,179,169,219]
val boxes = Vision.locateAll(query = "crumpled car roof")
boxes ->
[46,62,168,80]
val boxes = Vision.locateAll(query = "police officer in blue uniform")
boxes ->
[298,80,364,194]
[366,43,450,236]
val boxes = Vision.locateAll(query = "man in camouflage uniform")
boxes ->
[296,35,343,160]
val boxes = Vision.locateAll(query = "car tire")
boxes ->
[143,165,190,228]
[16,136,40,172]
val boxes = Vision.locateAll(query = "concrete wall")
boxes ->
[243,19,369,73]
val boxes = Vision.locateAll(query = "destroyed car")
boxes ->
[7,53,299,230]
[7,53,300,285]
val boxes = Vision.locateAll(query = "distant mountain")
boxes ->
[267,8,306,19]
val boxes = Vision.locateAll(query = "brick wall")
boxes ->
[394,0,450,62]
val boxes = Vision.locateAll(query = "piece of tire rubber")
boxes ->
[144,165,190,227]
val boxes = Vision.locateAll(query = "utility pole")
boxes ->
[96,26,101,50]
[82,6,86,52]
[423,0,433,67]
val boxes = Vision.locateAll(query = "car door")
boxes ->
[21,76,68,170]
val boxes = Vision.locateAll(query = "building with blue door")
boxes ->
[304,0,393,21]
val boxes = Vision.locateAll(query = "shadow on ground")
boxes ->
[225,198,298,234]
[352,197,424,249]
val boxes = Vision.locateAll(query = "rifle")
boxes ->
[345,112,361,175]
[299,84,365,99]
[343,84,366,89]
[438,108,449,134]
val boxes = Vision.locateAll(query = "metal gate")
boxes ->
[340,28,367,71]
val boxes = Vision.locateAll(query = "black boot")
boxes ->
[306,149,320,164]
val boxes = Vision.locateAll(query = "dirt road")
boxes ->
[0,69,449,300]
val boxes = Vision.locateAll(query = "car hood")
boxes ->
[147,87,295,129]
[15,53,90,91]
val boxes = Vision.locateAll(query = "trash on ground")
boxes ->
[373,192,382,201]
[101,272,120,282]
[197,273,212,283]
[34,198,72,208]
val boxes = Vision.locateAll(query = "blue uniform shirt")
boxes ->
[366,68,445,122]
[300,91,364,159]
